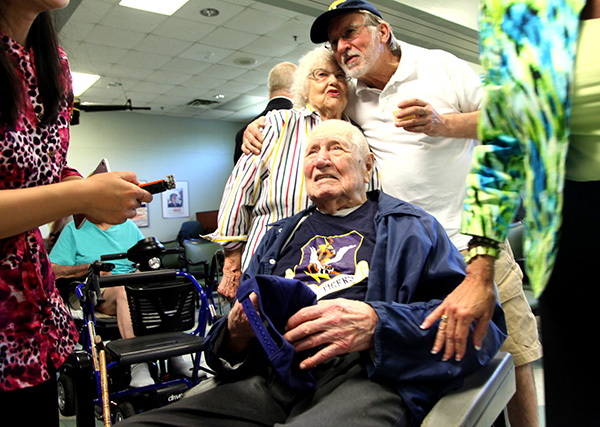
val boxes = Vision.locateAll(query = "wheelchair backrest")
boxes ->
[126,278,196,336]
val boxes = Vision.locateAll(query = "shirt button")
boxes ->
[269,259,276,265]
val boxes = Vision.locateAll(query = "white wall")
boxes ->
[66,111,242,243]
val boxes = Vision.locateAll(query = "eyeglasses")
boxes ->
[308,68,350,83]
[326,24,372,52]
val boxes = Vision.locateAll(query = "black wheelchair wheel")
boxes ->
[57,373,76,416]
[113,401,136,423]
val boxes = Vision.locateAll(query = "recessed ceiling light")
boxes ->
[200,8,219,17]
[71,72,101,96]
[119,0,189,16]
[214,94,225,100]
[233,57,257,66]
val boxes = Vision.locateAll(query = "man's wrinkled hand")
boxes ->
[219,248,243,301]
[393,98,448,137]
[283,299,378,369]
[218,270,241,302]
[225,293,259,355]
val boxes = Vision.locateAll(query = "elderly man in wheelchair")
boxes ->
[120,120,507,427]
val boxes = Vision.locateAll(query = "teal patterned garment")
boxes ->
[462,0,586,297]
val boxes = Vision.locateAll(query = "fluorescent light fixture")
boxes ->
[71,72,100,96]
[119,0,189,16]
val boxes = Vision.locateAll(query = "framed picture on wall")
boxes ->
[162,181,189,219]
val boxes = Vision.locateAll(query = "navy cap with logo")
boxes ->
[237,275,318,391]
[310,0,383,44]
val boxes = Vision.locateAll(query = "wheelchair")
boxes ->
[57,237,219,426]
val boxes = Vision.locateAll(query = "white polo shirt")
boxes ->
[345,41,482,250]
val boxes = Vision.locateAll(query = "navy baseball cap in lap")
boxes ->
[310,0,383,43]
[236,275,317,391]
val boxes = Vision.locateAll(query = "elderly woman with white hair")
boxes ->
[205,47,371,300]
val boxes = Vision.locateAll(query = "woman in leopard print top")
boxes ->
[0,1,153,424]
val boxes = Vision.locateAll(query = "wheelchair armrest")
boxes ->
[98,270,178,287]
[421,352,516,427]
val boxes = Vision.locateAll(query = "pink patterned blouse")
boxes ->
[0,32,79,392]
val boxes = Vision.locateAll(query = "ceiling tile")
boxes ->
[146,69,193,86]
[68,0,112,24]
[217,80,259,95]
[243,85,270,97]
[86,25,147,49]
[129,80,176,96]
[59,20,94,44]
[179,43,235,63]
[202,64,248,80]
[152,17,216,42]
[166,85,211,98]
[116,50,173,69]
[242,35,299,57]
[98,4,167,34]
[267,18,313,44]
[232,69,273,85]
[158,57,211,75]
[101,63,154,81]
[133,34,193,57]
[222,9,288,35]
[198,27,260,51]
[183,74,228,91]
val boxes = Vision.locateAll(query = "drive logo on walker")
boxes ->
[284,231,369,300]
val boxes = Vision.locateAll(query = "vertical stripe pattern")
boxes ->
[206,107,323,271]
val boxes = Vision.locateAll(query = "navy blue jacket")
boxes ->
[207,191,507,424]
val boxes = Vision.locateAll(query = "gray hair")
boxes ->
[291,47,339,108]
[360,11,401,56]
[267,62,297,96]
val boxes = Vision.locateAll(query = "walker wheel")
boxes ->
[57,373,76,416]
[113,401,136,423]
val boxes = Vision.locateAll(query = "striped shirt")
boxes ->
[205,106,379,272]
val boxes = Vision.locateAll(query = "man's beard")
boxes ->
[340,35,382,79]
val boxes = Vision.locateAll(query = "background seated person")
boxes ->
[50,218,191,388]
[119,120,506,427]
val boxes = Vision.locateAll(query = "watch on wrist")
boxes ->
[464,244,499,264]
[464,236,501,264]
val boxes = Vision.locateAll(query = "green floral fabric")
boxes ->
[462,0,586,297]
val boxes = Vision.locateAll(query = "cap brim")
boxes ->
[310,8,352,44]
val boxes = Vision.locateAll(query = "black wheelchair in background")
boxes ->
[57,237,220,426]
